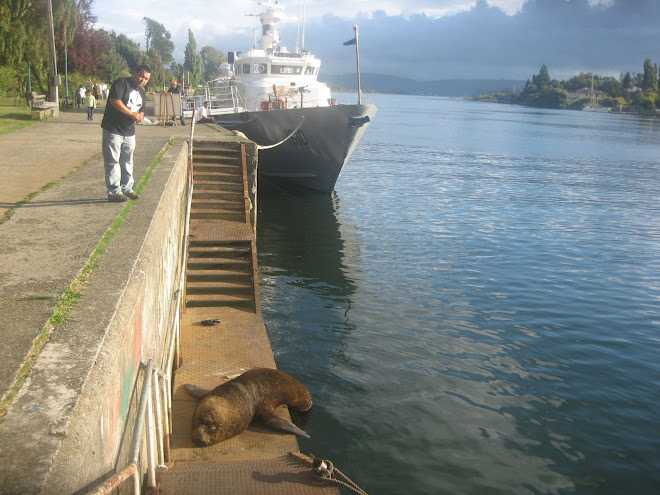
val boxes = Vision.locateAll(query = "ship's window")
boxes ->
[272,65,302,75]
[243,63,250,74]
[254,63,267,74]
[235,65,241,75]
[304,66,315,75]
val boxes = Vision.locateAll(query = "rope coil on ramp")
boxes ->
[289,452,369,495]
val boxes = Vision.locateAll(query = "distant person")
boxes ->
[167,79,181,94]
[195,101,215,124]
[92,82,100,100]
[168,79,186,124]
[101,64,152,203]
[85,90,97,121]
[76,84,86,108]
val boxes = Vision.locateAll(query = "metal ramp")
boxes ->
[158,140,337,494]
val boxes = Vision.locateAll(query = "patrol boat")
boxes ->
[199,0,376,193]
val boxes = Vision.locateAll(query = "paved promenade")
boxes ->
[0,103,218,404]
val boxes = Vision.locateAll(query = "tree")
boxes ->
[143,17,174,66]
[146,50,166,90]
[99,47,129,83]
[113,32,150,71]
[0,0,49,93]
[599,77,624,99]
[0,0,42,66]
[642,58,658,91]
[183,29,202,87]
[68,0,110,78]
[515,65,567,109]
[532,64,551,89]
[621,72,632,90]
[53,0,80,72]
[200,45,226,82]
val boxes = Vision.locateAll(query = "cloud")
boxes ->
[299,0,660,80]
[92,0,660,81]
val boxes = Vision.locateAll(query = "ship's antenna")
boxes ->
[301,0,306,50]
[246,10,259,49]
[296,0,300,53]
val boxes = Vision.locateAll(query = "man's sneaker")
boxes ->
[123,191,139,200]
[108,193,128,203]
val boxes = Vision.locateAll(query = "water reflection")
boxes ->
[257,189,361,368]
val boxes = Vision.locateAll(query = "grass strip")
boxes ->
[1,182,59,225]
[2,151,103,225]
[0,139,174,420]
[0,99,33,136]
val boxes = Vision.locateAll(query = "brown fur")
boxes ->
[190,368,313,446]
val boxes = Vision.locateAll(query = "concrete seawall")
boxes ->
[0,140,190,493]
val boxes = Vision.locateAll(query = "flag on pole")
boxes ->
[343,38,356,46]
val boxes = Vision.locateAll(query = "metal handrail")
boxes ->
[85,320,180,495]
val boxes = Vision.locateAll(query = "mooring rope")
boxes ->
[289,451,369,494]
[311,456,369,495]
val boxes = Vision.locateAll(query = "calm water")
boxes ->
[257,94,660,494]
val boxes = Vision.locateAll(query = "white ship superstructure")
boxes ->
[184,0,376,192]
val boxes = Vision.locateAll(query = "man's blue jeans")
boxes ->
[102,129,136,197]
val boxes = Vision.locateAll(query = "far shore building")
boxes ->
[567,87,608,104]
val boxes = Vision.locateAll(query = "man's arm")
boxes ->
[109,98,143,124]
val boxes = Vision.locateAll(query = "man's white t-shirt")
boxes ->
[195,106,208,121]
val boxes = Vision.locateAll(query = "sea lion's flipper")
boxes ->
[184,384,212,400]
[258,408,310,438]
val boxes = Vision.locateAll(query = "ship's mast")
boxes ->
[258,0,283,51]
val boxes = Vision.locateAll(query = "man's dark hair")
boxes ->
[133,64,153,74]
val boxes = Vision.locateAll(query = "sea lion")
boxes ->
[185,367,313,446]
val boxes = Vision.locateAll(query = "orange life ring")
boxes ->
[272,98,286,110]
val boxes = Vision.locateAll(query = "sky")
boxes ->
[92,0,660,81]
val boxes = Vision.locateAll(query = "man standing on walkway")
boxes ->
[101,65,152,202]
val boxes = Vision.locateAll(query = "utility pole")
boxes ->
[343,24,363,104]
[64,26,69,106]
[353,25,362,105]
[46,0,59,105]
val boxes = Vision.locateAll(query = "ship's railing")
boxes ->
[247,92,330,111]
[182,85,246,115]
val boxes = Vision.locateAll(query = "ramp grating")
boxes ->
[185,142,257,312]
[157,456,339,494]
[164,140,337,493]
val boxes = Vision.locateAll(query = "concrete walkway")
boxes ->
[0,103,219,404]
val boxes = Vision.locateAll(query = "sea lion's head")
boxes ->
[191,417,219,446]
[190,395,247,446]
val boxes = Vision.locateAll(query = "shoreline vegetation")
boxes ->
[467,60,660,116]
[329,59,660,118]
[325,58,660,117]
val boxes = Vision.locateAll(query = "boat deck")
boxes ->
[157,140,337,494]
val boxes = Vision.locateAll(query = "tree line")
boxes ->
[0,0,227,99]
[501,59,660,110]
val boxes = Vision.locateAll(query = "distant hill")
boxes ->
[320,73,525,97]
